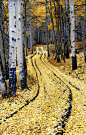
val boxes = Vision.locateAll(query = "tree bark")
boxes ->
[50,0,57,60]
[0,1,7,79]
[65,0,69,58]
[54,0,60,62]
[46,0,50,57]
[9,0,16,97]
[15,0,27,90]
[70,0,77,70]
[0,1,7,98]
[4,12,9,77]
[83,0,86,62]
[29,0,33,53]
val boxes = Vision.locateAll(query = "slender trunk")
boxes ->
[38,29,39,43]
[42,31,43,43]
[54,0,60,62]
[0,65,7,99]
[24,0,27,56]
[4,12,9,77]
[65,0,69,58]
[46,0,50,57]
[70,0,77,70]
[67,0,70,56]
[0,2,7,98]
[83,0,86,62]
[81,20,83,41]
[50,0,57,59]
[63,15,66,62]
[0,2,7,79]
[22,1,27,87]
[9,0,16,97]
[33,18,35,46]
[29,1,33,53]
[28,36,30,48]
[60,5,63,59]
[15,0,27,90]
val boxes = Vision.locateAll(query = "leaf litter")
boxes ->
[0,49,86,134]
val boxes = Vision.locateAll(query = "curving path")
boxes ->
[0,50,86,135]
[31,53,72,134]
[30,51,86,134]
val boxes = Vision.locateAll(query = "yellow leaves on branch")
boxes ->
[48,23,52,30]
[26,31,29,37]
[3,1,8,7]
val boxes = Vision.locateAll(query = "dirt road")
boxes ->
[0,51,86,134]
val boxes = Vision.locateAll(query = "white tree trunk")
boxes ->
[29,0,33,53]
[24,0,27,56]
[9,0,16,97]
[70,0,77,70]
[15,0,27,90]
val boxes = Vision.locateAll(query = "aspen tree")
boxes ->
[29,0,33,54]
[0,62,7,99]
[3,7,9,79]
[0,1,7,79]
[24,0,27,56]
[65,0,69,58]
[0,0,7,98]
[60,5,64,59]
[83,0,86,62]
[4,3,9,72]
[38,29,39,43]
[46,0,50,57]
[70,0,77,70]
[9,0,16,97]
[50,0,57,60]
[15,0,27,90]
[54,0,60,62]
[32,14,35,46]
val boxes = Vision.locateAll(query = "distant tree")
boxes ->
[49,0,57,60]
[55,0,60,62]
[46,0,50,57]
[29,0,33,54]
[70,0,77,70]
[60,5,64,60]
[65,0,69,58]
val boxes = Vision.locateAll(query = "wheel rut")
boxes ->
[31,54,72,134]
[1,52,85,134]
[0,53,40,124]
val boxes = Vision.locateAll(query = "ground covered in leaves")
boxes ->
[0,43,86,135]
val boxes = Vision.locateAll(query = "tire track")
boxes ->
[0,53,40,124]
[43,56,81,91]
[32,54,72,135]
[39,54,86,134]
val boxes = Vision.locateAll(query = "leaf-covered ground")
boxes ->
[0,44,86,134]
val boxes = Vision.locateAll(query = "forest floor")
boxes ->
[0,42,86,135]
